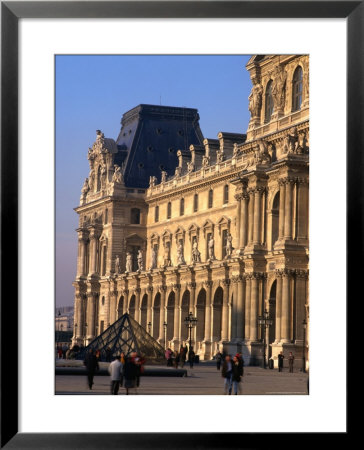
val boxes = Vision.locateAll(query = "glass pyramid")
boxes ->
[77,313,165,362]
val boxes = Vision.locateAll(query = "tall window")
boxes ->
[208,189,213,209]
[154,205,159,223]
[193,193,199,212]
[223,185,229,204]
[104,208,108,224]
[180,198,185,216]
[222,229,228,259]
[265,80,274,123]
[292,66,303,112]
[131,208,140,224]
[167,202,172,219]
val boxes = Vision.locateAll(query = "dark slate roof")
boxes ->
[115,104,204,188]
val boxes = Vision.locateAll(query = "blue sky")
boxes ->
[56,55,252,307]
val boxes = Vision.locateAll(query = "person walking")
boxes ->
[108,356,123,395]
[83,349,99,390]
[123,356,137,395]
[221,355,233,395]
[188,347,195,369]
[278,351,284,372]
[165,348,172,367]
[180,346,186,368]
[231,355,243,395]
[119,352,125,387]
[288,352,295,373]
[216,351,222,370]
[174,351,180,369]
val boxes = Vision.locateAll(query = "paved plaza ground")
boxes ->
[55,361,308,395]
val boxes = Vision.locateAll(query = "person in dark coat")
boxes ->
[231,355,243,395]
[174,351,180,369]
[123,356,138,395]
[83,349,99,390]
[188,347,195,369]
[221,355,233,395]
[215,351,223,370]
[288,352,295,373]
[278,351,284,372]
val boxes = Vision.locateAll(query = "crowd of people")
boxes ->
[83,349,145,394]
[165,344,196,369]
[56,343,85,360]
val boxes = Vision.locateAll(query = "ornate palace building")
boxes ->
[72,55,309,366]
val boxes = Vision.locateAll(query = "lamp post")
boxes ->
[258,309,273,369]
[302,319,307,373]
[163,321,168,349]
[184,311,198,351]
[148,322,152,335]
[84,323,88,346]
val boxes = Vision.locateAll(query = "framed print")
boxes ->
[1,0,359,447]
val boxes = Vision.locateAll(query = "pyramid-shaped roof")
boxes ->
[77,313,165,362]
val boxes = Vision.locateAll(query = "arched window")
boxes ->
[193,193,199,212]
[131,208,140,224]
[180,198,185,216]
[223,185,229,204]
[104,209,108,224]
[154,205,159,223]
[208,189,213,209]
[167,202,172,219]
[292,66,303,112]
[265,80,274,123]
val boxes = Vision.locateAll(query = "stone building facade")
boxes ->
[72,55,309,366]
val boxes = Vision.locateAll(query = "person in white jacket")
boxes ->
[108,356,124,395]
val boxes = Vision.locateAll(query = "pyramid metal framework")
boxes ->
[77,313,165,362]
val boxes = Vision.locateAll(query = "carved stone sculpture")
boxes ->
[149,176,157,188]
[150,246,157,270]
[177,242,185,265]
[125,252,133,273]
[115,255,120,274]
[254,140,271,165]
[163,244,171,267]
[208,235,215,261]
[248,78,263,118]
[112,164,123,184]
[272,65,287,111]
[137,249,144,271]
[191,238,201,263]
[225,233,233,259]
[161,170,167,183]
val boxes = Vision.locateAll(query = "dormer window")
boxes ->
[292,66,303,112]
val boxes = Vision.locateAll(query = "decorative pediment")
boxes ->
[202,219,214,237]
[188,223,200,240]
[217,216,231,235]
[175,226,186,243]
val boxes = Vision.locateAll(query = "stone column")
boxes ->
[134,288,141,323]
[236,276,245,340]
[295,270,308,342]
[77,230,87,277]
[250,274,260,341]
[281,270,292,342]
[278,179,286,240]
[221,280,230,342]
[284,179,294,240]
[146,287,153,327]
[297,178,309,242]
[188,282,197,348]
[247,190,254,245]
[234,193,242,250]
[253,189,262,245]
[230,277,239,340]
[109,290,117,324]
[244,275,251,340]
[203,280,213,345]
[241,194,249,248]
[158,286,167,344]
[172,284,181,348]
[86,292,96,341]
[275,273,282,342]
[89,228,99,276]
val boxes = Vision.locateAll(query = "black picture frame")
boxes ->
[1,1,358,448]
